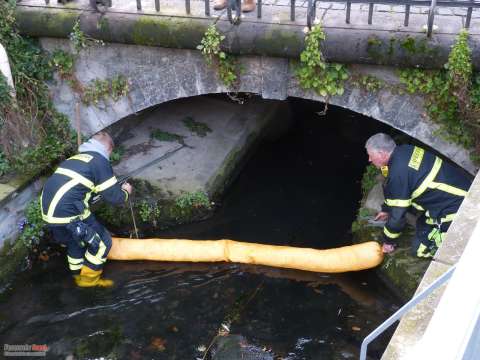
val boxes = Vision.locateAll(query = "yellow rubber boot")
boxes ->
[74,266,114,288]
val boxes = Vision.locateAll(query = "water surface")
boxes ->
[0,98,399,359]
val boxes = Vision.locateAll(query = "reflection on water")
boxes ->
[0,258,397,359]
[0,99,399,359]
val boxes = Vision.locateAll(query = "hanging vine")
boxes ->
[197,24,239,89]
[296,22,348,100]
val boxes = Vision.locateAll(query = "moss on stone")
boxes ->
[0,237,29,287]
[379,242,430,299]
[256,27,303,56]
[352,205,430,300]
[15,8,79,37]
[207,131,259,200]
[366,35,383,60]
[94,178,214,234]
[131,16,205,48]
[97,17,110,33]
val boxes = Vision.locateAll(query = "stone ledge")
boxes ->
[15,4,480,69]
[382,260,451,359]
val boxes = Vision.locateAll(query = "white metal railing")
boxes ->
[406,220,480,359]
[359,265,456,360]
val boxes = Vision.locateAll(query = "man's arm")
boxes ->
[381,173,411,249]
[93,158,130,205]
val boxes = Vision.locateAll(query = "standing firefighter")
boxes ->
[365,133,472,258]
[41,132,132,287]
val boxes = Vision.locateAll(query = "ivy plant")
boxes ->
[0,1,76,178]
[296,22,348,98]
[69,19,104,53]
[18,199,45,247]
[197,24,238,89]
[399,30,480,160]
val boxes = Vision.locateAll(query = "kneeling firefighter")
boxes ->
[365,133,473,258]
[41,131,132,287]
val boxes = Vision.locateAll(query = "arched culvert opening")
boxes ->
[155,96,401,249]
[1,95,409,360]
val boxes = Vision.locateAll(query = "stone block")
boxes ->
[435,173,480,265]
[364,182,384,213]
[261,57,289,100]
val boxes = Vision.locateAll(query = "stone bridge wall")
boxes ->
[41,37,476,173]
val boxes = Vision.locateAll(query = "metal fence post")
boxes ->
[427,0,437,37]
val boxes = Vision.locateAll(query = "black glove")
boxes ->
[67,221,101,254]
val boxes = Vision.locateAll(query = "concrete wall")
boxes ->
[40,38,476,173]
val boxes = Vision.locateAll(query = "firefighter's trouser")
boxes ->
[412,214,451,259]
[49,215,112,273]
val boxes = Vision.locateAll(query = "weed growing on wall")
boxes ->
[69,19,104,53]
[197,24,239,89]
[0,1,76,178]
[138,200,162,223]
[399,30,480,160]
[352,74,384,93]
[361,164,380,199]
[110,145,125,165]
[0,150,10,176]
[176,191,211,211]
[18,199,45,247]
[150,129,185,143]
[296,22,348,99]
[81,75,129,106]
[182,116,212,137]
[50,49,75,78]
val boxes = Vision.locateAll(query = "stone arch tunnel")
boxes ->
[1,2,480,358]
[42,37,476,175]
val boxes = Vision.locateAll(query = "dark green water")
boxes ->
[0,98,399,359]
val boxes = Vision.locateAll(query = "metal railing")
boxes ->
[359,264,456,360]
[305,0,480,35]
[44,0,479,34]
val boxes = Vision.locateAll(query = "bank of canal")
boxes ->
[0,97,400,359]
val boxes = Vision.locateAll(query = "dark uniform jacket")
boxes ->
[382,145,472,243]
[41,151,128,225]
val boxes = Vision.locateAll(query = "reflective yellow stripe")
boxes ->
[95,176,117,192]
[40,191,46,218]
[42,209,91,224]
[441,213,456,223]
[385,198,411,207]
[408,146,424,171]
[411,202,424,211]
[83,191,92,213]
[47,179,78,218]
[428,181,468,197]
[85,240,107,265]
[381,166,389,177]
[68,154,93,163]
[384,227,401,239]
[411,157,442,200]
[122,189,129,201]
[67,256,84,265]
[55,168,95,190]
[426,213,456,225]
[417,244,434,258]
[42,167,95,224]
[68,263,84,271]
